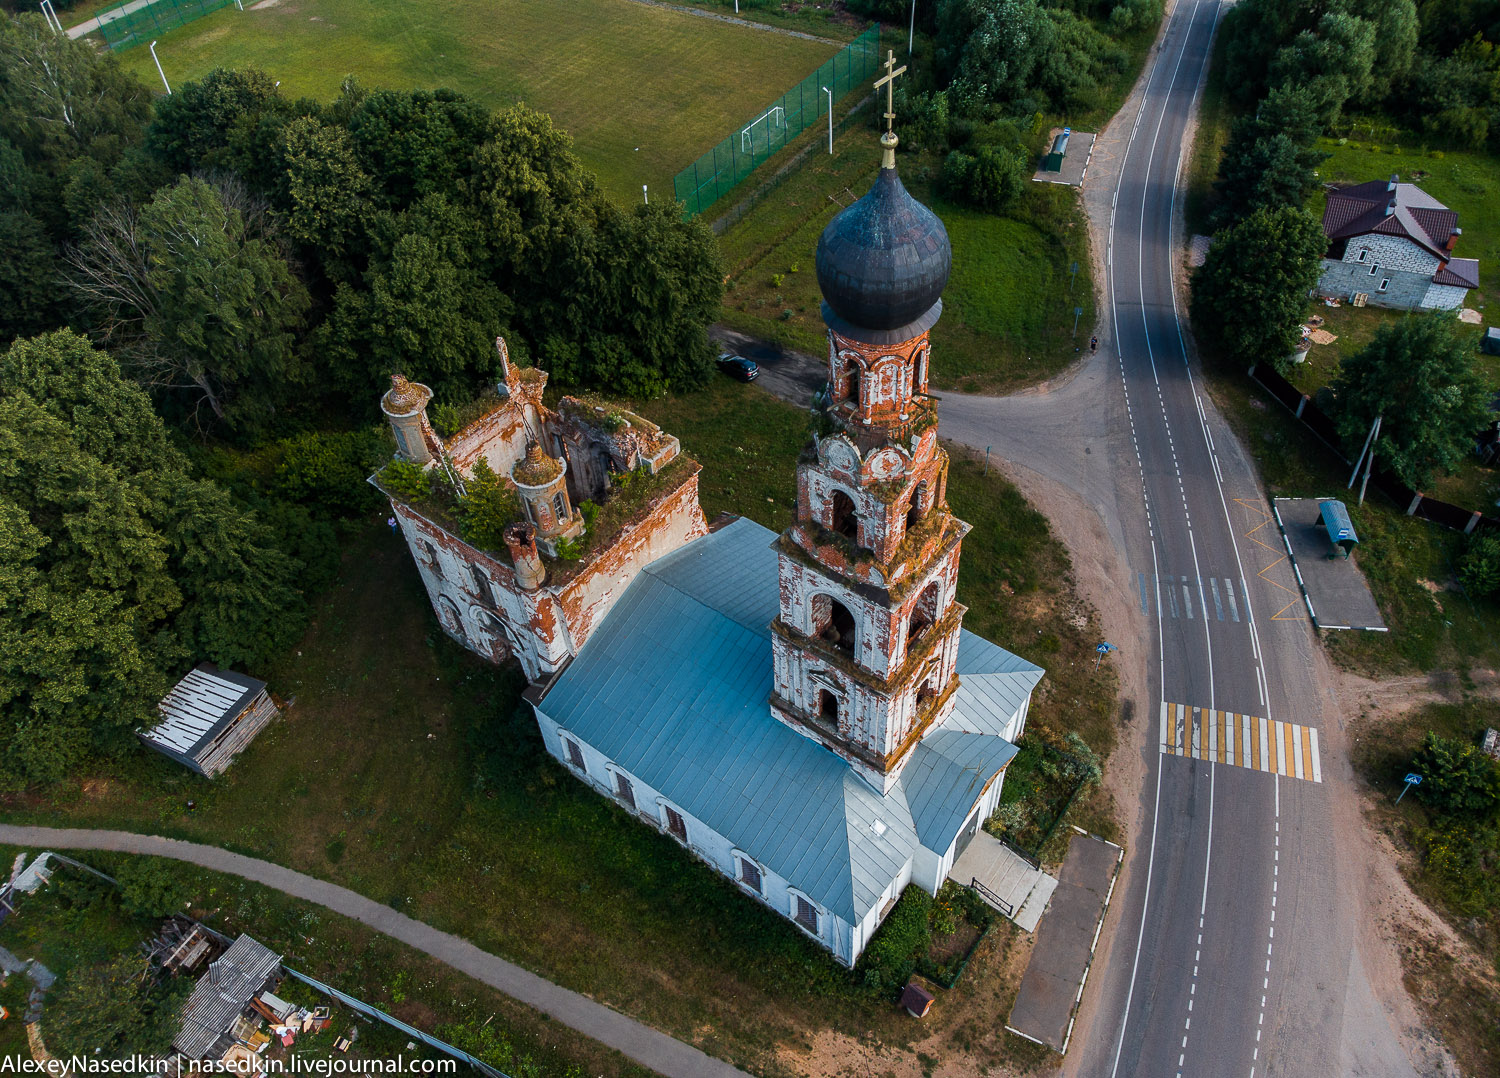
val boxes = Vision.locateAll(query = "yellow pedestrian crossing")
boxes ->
[1158,702,1322,783]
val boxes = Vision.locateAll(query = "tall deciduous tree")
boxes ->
[0,331,305,787]
[66,174,310,432]
[1332,315,1491,487]
[47,953,186,1058]
[1190,205,1325,372]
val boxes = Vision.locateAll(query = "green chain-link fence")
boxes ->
[673,25,880,218]
[92,0,237,51]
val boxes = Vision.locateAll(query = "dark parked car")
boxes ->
[716,353,759,382]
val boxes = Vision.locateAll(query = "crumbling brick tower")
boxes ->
[769,120,971,795]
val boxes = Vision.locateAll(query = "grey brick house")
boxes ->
[1316,176,1479,310]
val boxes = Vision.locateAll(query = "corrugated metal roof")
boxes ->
[1434,258,1480,288]
[174,935,281,1058]
[1323,181,1458,259]
[537,517,1040,923]
[143,665,266,758]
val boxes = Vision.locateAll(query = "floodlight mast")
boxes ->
[823,86,833,154]
[149,40,171,95]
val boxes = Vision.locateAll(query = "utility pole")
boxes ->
[149,41,171,95]
[1348,413,1380,490]
[908,0,916,56]
[1358,415,1381,505]
[642,184,648,206]
[823,86,833,154]
[39,0,62,35]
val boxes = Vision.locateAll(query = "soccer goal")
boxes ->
[741,106,786,153]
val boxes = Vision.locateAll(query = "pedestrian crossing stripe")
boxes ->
[1158,702,1321,783]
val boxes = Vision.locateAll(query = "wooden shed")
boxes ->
[139,664,279,777]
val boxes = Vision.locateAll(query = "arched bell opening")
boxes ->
[905,480,928,533]
[908,580,940,645]
[830,490,859,542]
[811,593,857,657]
[843,361,861,407]
[818,689,839,725]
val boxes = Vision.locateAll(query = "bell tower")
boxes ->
[770,53,969,795]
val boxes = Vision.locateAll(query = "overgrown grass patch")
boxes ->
[115,0,841,201]
[1349,698,1500,1078]
[717,124,1097,395]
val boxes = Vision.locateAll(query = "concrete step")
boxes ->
[1013,872,1060,933]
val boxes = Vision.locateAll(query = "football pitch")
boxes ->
[117,0,842,201]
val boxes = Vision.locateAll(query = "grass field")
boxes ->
[718,124,1098,394]
[114,0,843,201]
[8,375,1117,1075]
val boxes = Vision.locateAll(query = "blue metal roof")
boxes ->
[535,517,1041,923]
[1319,499,1358,544]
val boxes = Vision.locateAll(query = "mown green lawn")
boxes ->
[112,0,842,201]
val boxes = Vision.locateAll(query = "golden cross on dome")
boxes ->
[873,49,907,136]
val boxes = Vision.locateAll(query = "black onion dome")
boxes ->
[815,166,952,332]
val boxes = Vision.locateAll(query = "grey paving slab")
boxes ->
[1272,497,1387,631]
[0,826,746,1078]
[1006,834,1122,1053]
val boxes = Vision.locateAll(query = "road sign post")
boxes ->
[1073,306,1083,336]
[1094,642,1118,669]
[1395,772,1422,804]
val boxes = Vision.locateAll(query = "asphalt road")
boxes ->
[717,0,1428,1072]
[945,2,1422,1074]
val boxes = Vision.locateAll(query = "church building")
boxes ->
[376,87,1043,965]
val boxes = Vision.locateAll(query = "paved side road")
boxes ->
[0,826,750,1078]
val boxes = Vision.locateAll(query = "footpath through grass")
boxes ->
[116,0,841,201]
[0,846,652,1077]
[718,124,1097,395]
[7,375,1116,1075]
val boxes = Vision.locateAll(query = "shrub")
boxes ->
[456,457,520,552]
[856,885,932,995]
[271,427,386,518]
[380,459,430,500]
[1411,731,1500,820]
[1459,534,1500,599]
[115,859,186,918]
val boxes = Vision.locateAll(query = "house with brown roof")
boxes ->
[1317,175,1479,310]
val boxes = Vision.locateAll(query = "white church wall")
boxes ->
[533,709,861,965]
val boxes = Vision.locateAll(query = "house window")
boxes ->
[663,804,688,841]
[564,738,586,772]
[1368,262,1379,275]
[1378,278,1390,293]
[793,895,820,934]
[1356,248,1367,262]
[738,857,762,893]
[614,771,635,810]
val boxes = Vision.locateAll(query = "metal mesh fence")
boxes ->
[673,25,879,218]
[92,0,237,51]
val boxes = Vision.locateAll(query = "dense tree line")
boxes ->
[869,0,1160,212]
[0,11,725,787]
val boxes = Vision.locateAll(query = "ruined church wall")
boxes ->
[446,399,540,477]
[554,471,709,648]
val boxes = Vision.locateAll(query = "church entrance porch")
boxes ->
[948,830,1058,933]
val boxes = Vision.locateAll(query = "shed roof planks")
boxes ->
[139,663,279,777]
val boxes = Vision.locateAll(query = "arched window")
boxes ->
[908,581,940,645]
[552,492,567,520]
[436,596,466,642]
[843,361,861,407]
[830,490,858,541]
[810,594,857,656]
[818,689,839,725]
[905,481,927,533]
